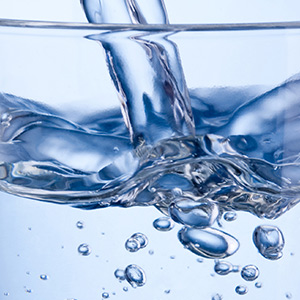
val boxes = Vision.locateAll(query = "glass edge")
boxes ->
[1,18,300,31]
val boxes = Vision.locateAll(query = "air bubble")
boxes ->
[164,289,171,294]
[76,221,84,229]
[78,243,91,256]
[223,211,237,222]
[212,294,223,300]
[114,269,126,281]
[253,225,284,260]
[124,264,146,288]
[169,198,219,228]
[40,274,48,280]
[286,292,293,299]
[241,265,259,281]
[148,250,154,255]
[153,217,174,232]
[172,187,183,197]
[125,237,141,252]
[214,260,233,275]
[255,282,262,288]
[123,287,128,292]
[102,292,109,299]
[196,258,204,263]
[178,227,239,259]
[235,285,248,295]
[4,292,9,296]
[130,233,148,249]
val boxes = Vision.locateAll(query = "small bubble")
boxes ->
[130,233,148,249]
[150,187,156,193]
[125,237,141,252]
[1,113,12,127]
[170,255,176,260]
[232,265,240,273]
[78,243,91,256]
[113,146,119,152]
[241,265,259,281]
[148,250,154,255]
[26,271,30,275]
[25,289,32,293]
[214,261,233,275]
[4,292,9,296]
[153,217,174,232]
[235,285,248,295]
[164,289,171,294]
[114,269,126,281]
[28,227,32,231]
[178,227,239,259]
[223,211,237,222]
[102,292,109,299]
[124,264,146,288]
[253,225,284,260]
[76,221,84,229]
[255,282,262,288]
[40,274,48,280]
[286,292,293,299]
[169,198,219,228]
[212,294,223,300]
[171,187,183,197]
[123,287,128,292]
[196,258,204,263]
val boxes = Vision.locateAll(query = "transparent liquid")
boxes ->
[1,0,300,299]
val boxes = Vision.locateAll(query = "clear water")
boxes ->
[1,0,300,299]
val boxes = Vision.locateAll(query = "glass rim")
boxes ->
[1,18,300,32]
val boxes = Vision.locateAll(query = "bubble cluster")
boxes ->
[125,232,148,252]
[124,264,146,288]
[241,265,259,281]
[253,225,284,260]
[178,227,239,259]
[168,198,219,228]
[153,217,174,231]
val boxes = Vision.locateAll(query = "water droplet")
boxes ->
[148,249,154,255]
[214,260,233,275]
[241,265,259,281]
[286,292,293,299]
[235,285,248,295]
[164,289,171,294]
[123,287,128,292]
[178,227,239,259]
[102,292,109,299]
[124,264,146,288]
[40,274,48,280]
[223,211,237,222]
[169,198,219,228]
[255,282,262,288]
[153,217,174,232]
[253,225,284,260]
[125,237,141,252]
[76,221,84,229]
[114,269,126,281]
[130,233,148,249]
[212,294,223,300]
[78,243,91,256]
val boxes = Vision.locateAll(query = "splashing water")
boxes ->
[1,2,300,297]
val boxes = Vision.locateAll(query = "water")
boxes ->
[1,0,300,299]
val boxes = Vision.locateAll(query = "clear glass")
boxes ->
[1,2,300,300]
